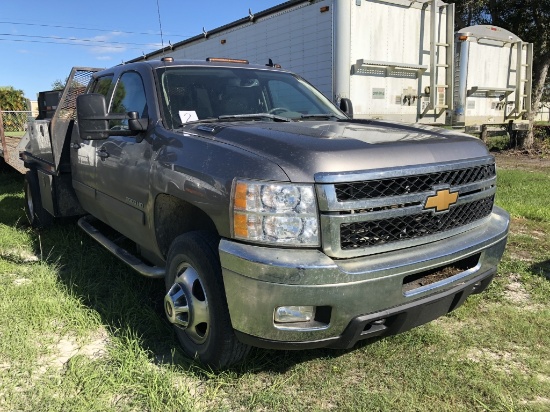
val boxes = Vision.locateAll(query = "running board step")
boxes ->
[78,216,164,279]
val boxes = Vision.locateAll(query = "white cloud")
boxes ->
[90,35,110,42]
[89,45,127,54]
[64,33,130,55]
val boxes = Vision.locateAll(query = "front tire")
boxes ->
[24,170,53,229]
[164,231,250,369]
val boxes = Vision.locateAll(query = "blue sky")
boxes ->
[0,0,283,99]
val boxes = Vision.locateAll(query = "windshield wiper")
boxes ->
[218,113,291,122]
[300,113,341,120]
[173,113,291,128]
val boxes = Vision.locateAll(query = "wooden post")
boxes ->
[480,124,488,143]
[0,109,9,162]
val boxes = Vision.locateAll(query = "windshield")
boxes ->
[156,66,346,129]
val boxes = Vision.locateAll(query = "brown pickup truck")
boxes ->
[18,58,508,368]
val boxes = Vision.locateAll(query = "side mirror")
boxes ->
[76,93,109,140]
[128,111,148,132]
[76,95,148,140]
[340,98,353,119]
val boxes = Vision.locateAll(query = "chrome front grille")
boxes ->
[340,195,494,250]
[334,164,496,201]
[316,157,497,259]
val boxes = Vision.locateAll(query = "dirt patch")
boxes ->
[0,249,40,263]
[520,396,550,407]
[494,151,550,171]
[37,328,109,374]
[433,317,470,335]
[173,376,204,397]
[509,217,530,235]
[531,230,547,240]
[504,278,530,304]
[503,274,544,311]
[12,277,31,286]
[465,348,529,375]
[508,250,534,262]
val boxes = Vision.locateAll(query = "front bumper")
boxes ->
[220,207,509,349]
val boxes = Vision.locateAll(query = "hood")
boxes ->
[182,119,490,182]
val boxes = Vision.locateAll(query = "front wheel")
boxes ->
[164,231,250,369]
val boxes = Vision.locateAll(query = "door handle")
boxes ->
[97,148,110,160]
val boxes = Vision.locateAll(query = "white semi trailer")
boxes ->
[132,0,455,125]
[452,25,533,133]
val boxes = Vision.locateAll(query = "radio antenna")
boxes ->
[156,0,166,60]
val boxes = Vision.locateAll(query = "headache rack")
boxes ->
[21,67,102,174]
[316,157,496,259]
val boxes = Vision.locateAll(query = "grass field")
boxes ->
[0,160,549,411]
[2,131,26,138]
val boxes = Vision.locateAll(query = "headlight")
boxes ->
[232,180,319,246]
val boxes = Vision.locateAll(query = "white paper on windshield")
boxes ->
[179,110,199,124]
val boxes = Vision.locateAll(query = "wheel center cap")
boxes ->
[164,282,191,329]
[165,300,173,318]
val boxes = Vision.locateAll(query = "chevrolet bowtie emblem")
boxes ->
[424,188,459,212]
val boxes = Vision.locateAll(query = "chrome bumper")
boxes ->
[220,207,509,347]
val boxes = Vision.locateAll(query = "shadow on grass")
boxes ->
[232,337,383,376]
[0,168,25,227]
[0,195,26,227]
[531,259,550,281]
[0,169,24,194]
[39,225,190,360]
[30,222,351,376]
[0,173,359,375]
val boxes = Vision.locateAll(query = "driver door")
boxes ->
[94,70,153,241]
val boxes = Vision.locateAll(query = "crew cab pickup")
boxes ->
[21,58,509,368]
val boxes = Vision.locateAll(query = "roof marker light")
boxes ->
[206,57,249,64]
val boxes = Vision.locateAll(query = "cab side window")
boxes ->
[109,71,148,130]
[91,75,114,96]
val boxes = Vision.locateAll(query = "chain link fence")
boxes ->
[0,110,32,135]
[1,110,32,173]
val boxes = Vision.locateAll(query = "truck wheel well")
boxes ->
[154,194,218,258]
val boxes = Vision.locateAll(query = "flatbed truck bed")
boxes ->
[0,134,27,173]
